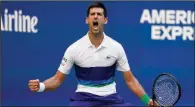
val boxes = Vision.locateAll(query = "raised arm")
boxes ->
[28,45,75,92]
[42,71,66,91]
[28,71,66,92]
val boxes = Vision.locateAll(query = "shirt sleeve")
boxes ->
[58,46,74,74]
[116,44,131,72]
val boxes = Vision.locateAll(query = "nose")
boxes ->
[94,13,98,20]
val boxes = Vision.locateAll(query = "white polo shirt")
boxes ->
[58,32,130,96]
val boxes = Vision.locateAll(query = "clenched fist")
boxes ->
[28,79,40,92]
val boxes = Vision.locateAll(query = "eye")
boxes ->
[97,13,102,16]
[90,13,95,16]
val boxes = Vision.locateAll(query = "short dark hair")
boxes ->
[87,1,107,17]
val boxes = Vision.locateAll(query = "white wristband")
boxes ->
[37,82,45,92]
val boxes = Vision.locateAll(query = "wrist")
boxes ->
[140,94,150,105]
[37,82,45,92]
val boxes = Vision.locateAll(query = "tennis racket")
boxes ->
[152,73,181,107]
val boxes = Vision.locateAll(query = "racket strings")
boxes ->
[154,75,179,106]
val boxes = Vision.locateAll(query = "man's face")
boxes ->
[86,7,107,34]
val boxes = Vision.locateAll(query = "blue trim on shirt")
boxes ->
[74,63,116,86]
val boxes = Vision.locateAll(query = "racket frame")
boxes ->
[152,73,181,107]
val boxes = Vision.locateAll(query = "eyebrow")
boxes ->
[90,12,103,15]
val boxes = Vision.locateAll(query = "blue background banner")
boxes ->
[1,1,194,106]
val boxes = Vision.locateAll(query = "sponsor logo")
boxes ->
[63,58,67,62]
[1,9,39,33]
[60,57,67,66]
[140,9,194,41]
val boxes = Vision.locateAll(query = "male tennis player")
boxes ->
[28,1,157,106]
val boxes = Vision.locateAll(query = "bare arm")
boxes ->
[43,71,66,91]
[28,70,66,92]
[29,45,74,92]
[123,71,146,98]
[116,44,157,106]
[123,70,159,106]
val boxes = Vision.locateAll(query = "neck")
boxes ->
[88,31,104,48]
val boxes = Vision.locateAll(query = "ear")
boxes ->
[86,17,89,24]
[104,17,108,24]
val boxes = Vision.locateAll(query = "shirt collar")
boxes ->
[85,32,109,48]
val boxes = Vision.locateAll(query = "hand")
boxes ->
[148,99,159,107]
[28,79,40,92]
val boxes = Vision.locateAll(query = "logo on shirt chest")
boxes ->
[106,56,111,59]
[105,55,116,60]
[102,55,117,65]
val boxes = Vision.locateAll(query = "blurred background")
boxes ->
[1,1,194,106]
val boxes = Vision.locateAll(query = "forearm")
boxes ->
[43,76,61,91]
[42,71,65,91]
[123,71,147,98]
[125,76,146,98]
[123,71,151,105]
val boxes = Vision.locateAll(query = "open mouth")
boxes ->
[93,21,99,27]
